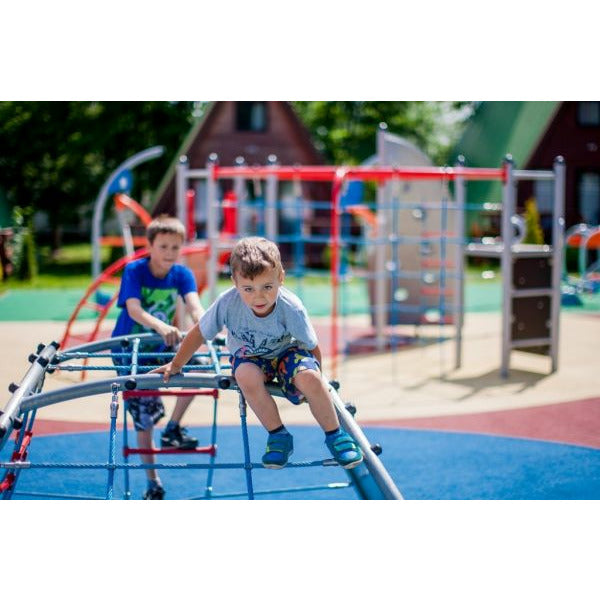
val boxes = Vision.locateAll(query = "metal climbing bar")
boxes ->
[0,333,402,500]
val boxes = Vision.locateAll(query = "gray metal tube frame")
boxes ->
[454,159,466,370]
[500,157,515,378]
[175,155,188,231]
[2,332,402,500]
[0,342,60,450]
[324,378,403,500]
[265,158,278,242]
[91,146,164,279]
[374,127,387,351]
[11,371,403,500]
[550,157,566,372]
[206,157,220,303]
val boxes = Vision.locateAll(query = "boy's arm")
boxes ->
[125,298,181,347]
[183,291,205,324]
[150,325,206,382]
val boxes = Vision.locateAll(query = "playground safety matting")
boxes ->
[11,420,600,500]
[2,327,599,500]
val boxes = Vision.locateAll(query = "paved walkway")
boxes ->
[1,310,599,446]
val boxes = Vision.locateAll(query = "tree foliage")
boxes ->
[291,101,473,165]
[0,101,473,248]
[0,101,199,242]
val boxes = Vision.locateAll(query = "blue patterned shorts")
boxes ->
[231,347,320,405]
[112,347,166,432]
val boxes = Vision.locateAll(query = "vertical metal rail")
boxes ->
[265,155,278,242]
[206,154,219,303]
[122,396,131,499]
[121,337,140,498]
[438,176,449,374]
[374,128,387,351]
[105,383,120,500]
[500,157,515,378]
[330,168,346,379]
[175,156,189,235]
[454,158,466,369]
[234,157,247,237]
[551,156,566,372]
[204,341,223,498]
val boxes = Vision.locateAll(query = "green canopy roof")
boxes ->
[449,101,561,213]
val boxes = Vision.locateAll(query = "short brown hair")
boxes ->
[230,237,283,279]
[146,215,186,244]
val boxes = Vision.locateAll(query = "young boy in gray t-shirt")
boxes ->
[152,236,363,470]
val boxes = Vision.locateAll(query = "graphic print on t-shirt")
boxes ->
[131,287,178,335]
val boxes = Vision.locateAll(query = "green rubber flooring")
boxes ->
[1,279,598,322]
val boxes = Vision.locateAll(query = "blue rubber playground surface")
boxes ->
[8,424,600,500]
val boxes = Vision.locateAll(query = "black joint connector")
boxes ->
[50,341,60,349]
[28,353,37,364]
[12,417,23,430]
[217,376,231,390]
[213,335,226,347]
[344,403,357,417]
[0,425,6,438]
[370,443,382,456]
[120,339,131,349]
[37,356,49,368]
[37,343,46,353]
[8,382,19,393]
[125,378,137,390]
[330,380,340,391]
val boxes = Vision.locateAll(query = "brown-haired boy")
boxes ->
[152,236,363,470]
[112,215,205,499]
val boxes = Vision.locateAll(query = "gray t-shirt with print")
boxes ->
[199,286,318,359]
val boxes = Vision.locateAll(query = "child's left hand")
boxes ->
[149,361,182,383]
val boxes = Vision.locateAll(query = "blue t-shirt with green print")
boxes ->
[112,257,196,349]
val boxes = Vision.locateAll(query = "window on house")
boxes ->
[579,172,600,225]
[236,102,267,132]
[577,102,600,126]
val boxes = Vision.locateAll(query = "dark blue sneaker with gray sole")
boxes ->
[325,430,363,469]
[262,431,294,469]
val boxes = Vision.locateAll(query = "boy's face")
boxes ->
[233,267,284,317]
[148,232,184,278]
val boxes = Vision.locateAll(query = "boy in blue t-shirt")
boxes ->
[152,236,363,471]
[112,215,205,499]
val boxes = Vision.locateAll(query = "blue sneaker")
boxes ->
[262,431,294,469]
[326,430,363,469]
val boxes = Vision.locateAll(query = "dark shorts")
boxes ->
[112,346,166,432]
[231,347,320,405]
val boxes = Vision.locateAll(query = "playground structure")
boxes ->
[0,333,402,500]
[562,223,600,303]
[0,127,572,500]
[64,129,568,381]
[172,134,565,379]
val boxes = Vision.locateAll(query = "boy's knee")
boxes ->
[235,363,266,390]
[293,368,322,391]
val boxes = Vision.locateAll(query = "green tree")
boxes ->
[291,101,473,165]
[0,101,199,252]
